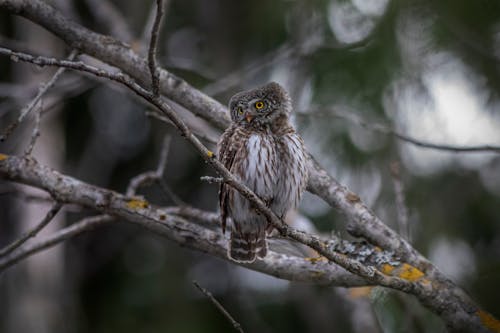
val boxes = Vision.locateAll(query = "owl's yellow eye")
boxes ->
[255,101,265,109]
[237,107,243,115]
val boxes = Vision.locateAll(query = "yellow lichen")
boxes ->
[396,263,425,282]
[304,256,328,264]
[126,199,149,210]
[477,310,500,332]
[380,263,425,282]
[207,150,214,158]
[348,286,373,299]
[0,153,8,161]
[380,263,395,274]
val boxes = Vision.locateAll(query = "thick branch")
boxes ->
[0,155,367,286]
[0,156,492,333]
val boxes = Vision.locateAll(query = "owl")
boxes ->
[217,82,308,263]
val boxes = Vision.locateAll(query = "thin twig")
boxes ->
[0,202,63,257]
[148,0,164,96]
[0,215,112,272]
[200,176,223,184]
[156,134,171,175]
[193,280,245,333]
[0,49,77,142]
[392,131,500,153]
[140,0,171,53]
[146,111,219,145]
[126,134,172,195]
[298,108,500,153]
[390,161,410,241]
[125,135,185,205]
[23,98,42,155]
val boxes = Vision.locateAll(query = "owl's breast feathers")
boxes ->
[217,121,308,231]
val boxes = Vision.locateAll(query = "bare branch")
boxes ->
[0,49,77,142]
[155,134,171,175]
[193,280,245,333]
[126,135,171,196]
[0,214,112,272]
[148,0,164,96]
[23,98,42,155]
[140,0,172,53]
[392,131,500,153]
[0,202,62,257]
[125,135,186,206]
[0,148,492,332]
[0,0,230,129]
[163,205,219,226]
[200,176,223,184]
[298,108,500,153]
[0,155,368,287]
[0,1,429,278]
[390,161,410,241]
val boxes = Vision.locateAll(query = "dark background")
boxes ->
[1,0,500,332]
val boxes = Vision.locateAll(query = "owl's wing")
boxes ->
[217,125,238,234]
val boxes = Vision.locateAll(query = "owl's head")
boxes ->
[228,82,292,126]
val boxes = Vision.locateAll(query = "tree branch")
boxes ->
[0,153,493,333]
[0,48,419,292]
[0,214,112,271]
[0,49,77,142]
[298,108,500,153]
[0,43,495,332]
[0,201,62,257]
[193,280,245,333]
[0,155,368,287]
[0,2,497,331]
[147,0,164,96]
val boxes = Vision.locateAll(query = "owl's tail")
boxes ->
[228,230,267,263]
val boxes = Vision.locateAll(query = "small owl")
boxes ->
[217,82,308,263]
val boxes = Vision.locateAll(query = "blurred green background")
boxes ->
[1,0,500,332]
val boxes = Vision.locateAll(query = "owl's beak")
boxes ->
[245,114,253,123]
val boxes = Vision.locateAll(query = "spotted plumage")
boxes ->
[217,82,308,263]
